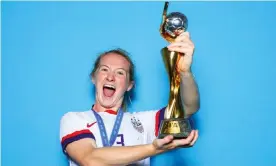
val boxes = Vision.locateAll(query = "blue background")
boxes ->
[2,1,276,166]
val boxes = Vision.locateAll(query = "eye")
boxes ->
[116,70,126,76]
[117,71,124,75]
[99,67,109,72]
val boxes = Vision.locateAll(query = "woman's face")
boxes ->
[93,53,133,109]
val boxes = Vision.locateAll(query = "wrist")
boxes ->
[149,143,164,155]
[180,71,193,77]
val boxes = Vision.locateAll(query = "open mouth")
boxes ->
[103,84,116,97]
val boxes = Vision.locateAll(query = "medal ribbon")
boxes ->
[92,108,124,147]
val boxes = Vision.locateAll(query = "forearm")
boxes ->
[83,144,163,166]
[180,71,200,117]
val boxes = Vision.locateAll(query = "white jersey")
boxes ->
[60,107,165,166]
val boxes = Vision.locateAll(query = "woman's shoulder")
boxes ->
[60,110,94,122]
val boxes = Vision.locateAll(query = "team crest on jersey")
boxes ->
[131,116,144,133]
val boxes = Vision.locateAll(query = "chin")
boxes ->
[99,96,116,108]
[100,93,123,109]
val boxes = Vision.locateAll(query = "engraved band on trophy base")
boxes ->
[158,119,192,139]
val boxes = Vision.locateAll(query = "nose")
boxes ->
[106,72,115,82]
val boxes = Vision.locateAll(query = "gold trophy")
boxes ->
[158,2,192,139]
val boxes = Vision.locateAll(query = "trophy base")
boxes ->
[158,118,192,139]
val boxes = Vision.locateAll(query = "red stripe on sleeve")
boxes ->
[61,129,92,143]
[155,110,161,137]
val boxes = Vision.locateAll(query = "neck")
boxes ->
[93,102,121,113]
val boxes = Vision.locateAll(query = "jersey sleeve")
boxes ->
[152,107,166,138]
[59,112,95,152]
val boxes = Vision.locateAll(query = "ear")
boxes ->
[127,81,134,92]
[91,75,96,84]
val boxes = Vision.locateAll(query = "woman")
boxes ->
[60,32,199,166]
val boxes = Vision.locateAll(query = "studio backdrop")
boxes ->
[2,1,276,166]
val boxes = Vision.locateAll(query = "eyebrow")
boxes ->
[99,65,128,72]
[99,65,110,69]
